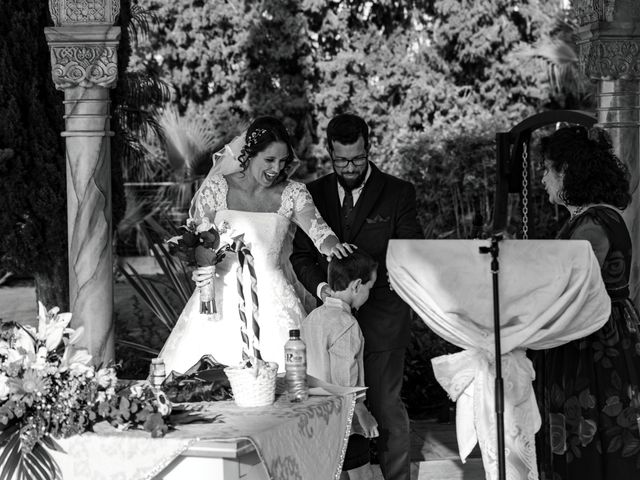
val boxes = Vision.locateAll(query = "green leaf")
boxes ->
[0,428,19,479]
[0,432,20,480]
[31,442,62,480]
[0,423,19,447]
[607,434,622,453]
[41,435,66,454]
[23,452,48,480]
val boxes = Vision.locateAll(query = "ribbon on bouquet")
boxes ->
[235,238,262,363]
[432,348,541,479]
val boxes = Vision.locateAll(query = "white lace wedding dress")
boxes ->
[158,174,336,374]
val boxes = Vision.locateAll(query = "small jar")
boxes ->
[150,358,166,390]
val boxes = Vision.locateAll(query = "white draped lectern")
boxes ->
[387,240,611,480]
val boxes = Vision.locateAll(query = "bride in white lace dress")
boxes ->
[159,117,350,374]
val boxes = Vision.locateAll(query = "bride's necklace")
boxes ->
[570,204,588,219]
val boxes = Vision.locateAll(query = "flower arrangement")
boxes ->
[167,218,236,315]
[0,304,169,480]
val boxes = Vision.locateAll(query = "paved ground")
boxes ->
[0,281,484,480]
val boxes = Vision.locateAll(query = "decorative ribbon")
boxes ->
[235,239,262,362]
[432,349,541,480]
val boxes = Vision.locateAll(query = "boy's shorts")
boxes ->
[342,434,370,471]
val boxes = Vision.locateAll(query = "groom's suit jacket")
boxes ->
[291,163,424,352]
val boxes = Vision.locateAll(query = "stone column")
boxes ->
[575,0,640,305]
[45,1,121,364]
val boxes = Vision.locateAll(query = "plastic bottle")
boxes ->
[284,329,309,402]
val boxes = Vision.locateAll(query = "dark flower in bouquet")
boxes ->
[167,218,233,267]
[0,304,172,480]
[167,218,238,316]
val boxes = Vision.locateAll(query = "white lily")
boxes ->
[59,345,93,373]
[36,302,72,352]
[67,326,85,346]
[12,327,36,355]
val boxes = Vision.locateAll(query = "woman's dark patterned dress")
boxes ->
[534,206,640,480]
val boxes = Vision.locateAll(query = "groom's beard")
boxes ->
[335,164,368,191]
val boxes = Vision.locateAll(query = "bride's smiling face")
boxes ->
[249,141,289,187]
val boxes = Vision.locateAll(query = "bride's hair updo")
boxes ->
[540,126,631,209]
[237,116,295,179]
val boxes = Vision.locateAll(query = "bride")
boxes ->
[159,116,351,373]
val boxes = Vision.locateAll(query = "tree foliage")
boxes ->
[127,0,569,410]
[0,0,68,308]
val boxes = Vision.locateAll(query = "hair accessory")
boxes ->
[247,128,268,147]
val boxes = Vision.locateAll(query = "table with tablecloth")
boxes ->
[49,392,356,480]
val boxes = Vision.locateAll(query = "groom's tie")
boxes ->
[342,189,354,237]
[342,189,354,221]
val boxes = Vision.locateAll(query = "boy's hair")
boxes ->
[328,249,378,291]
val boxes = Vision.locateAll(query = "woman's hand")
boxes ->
[327,242,357,260]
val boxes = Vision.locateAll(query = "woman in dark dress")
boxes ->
[535,126,640,479]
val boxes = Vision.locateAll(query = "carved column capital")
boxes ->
[573,0,640,80]
[572,0,640,25]
[45,25,121,90]
[578,37,640,80]
[49,0,120,27]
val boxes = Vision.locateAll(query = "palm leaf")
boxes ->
[31,442,62,480]
[118,264,178,331]
[158,106,219,176]
[0,423,18,446]
[0,431,20,480]
[41,435,65,454]
[23,452,48,480]
[141,227,192,304]
[116,339,160,356]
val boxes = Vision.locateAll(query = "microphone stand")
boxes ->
[479,234,506,480]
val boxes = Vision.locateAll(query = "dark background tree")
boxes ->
[0,0,68,309]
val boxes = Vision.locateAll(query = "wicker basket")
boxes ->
[224,361,278,407]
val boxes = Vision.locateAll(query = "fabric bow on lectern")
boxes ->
[386,240,611,480]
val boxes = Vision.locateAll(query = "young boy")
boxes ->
[301,249,379,480]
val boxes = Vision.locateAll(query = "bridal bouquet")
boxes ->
[0,304,169,480]
[167,218,236,315]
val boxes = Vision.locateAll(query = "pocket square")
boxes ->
[366,215,390,224]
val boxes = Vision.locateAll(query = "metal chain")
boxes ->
[521,141,529,239]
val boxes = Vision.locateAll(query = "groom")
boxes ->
[291,113,423,480]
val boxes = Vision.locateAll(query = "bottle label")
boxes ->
[285,352,306,365]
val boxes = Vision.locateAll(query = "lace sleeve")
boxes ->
[281,182,338,255]
[188,174,227,226]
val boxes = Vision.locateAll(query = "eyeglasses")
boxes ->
[332,154,368,169]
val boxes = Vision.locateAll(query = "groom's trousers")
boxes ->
[364,348,411,480]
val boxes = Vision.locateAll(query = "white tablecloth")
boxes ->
[387,239,611,480]
[51,393,355,480]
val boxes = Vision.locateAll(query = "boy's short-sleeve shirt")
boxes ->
[301,297,365,388]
